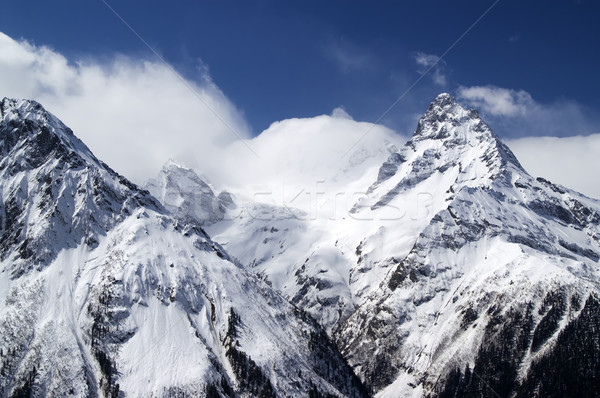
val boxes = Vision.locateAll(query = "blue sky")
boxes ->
[2,0,600,137]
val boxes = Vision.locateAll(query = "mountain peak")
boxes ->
[0,97,161,276]
[364,94,526,211]
[408,93,524,175]
[431,92,455,106]
[146,161,229,226]
[1,97,71,137]
[0,97,102,170]
[413,93,481,141]
[424,92,471,122]
[1,97,43,117]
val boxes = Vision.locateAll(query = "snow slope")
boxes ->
[202,116,409,332]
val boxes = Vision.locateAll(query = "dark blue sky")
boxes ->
[2,0,600,137]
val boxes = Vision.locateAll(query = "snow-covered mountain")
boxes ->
[2,93,600,398]
[336,94,600,397]
[159,93,600,397]
[0,98,367,398]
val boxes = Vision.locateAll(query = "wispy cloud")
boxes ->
[458,85,533,117]
[413,52,447,86]
[331,106,353,120]
[324,38,373,74]
[457,84,600,198]
[457,85,599,138]
[0,32,403,198]
[2,31,598,202]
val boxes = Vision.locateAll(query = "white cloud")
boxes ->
[0,32,251,184]
[457,85,534,117]
[413,52,446,86]
[458,85,600,198]
[413,53,436,66]
[220,114,405,218]
[507,134,600,200]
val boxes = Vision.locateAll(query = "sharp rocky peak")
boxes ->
[0,97,161,276]
[0,97,103,170]
[409,93,524,177]
[413,93,490,142]
[367,94,526,204]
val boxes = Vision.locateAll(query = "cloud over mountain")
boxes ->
[0,32,251,184]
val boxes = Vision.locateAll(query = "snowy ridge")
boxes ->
[203,117,406,332]
[0,98,100,168]
[356,93,523,212]
[204,93,536,333]
[0,97,162,277]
